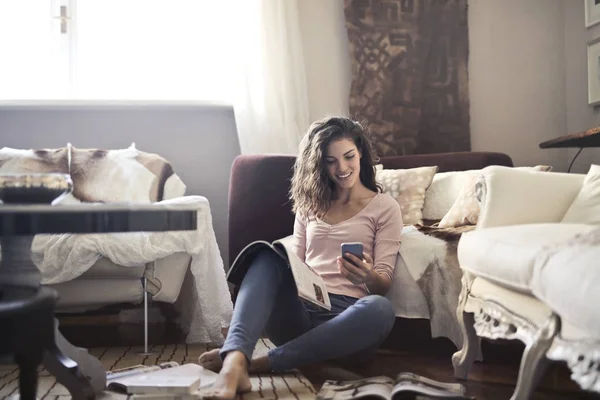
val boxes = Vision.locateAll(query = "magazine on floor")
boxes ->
[228,236,332,310]
[106,361,180,380]
[106,362,217,396]
[316,373,473,400]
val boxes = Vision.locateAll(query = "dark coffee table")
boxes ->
[0,203,198,399]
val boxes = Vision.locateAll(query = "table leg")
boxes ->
[49,318,106,395]
[0,236,41,288]
[14,352,41,400]
[43,344,96,400]
[1,236,105,398]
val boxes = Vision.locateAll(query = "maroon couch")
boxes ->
[228,151,513,268]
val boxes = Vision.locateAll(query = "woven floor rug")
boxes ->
[0,339,317,399]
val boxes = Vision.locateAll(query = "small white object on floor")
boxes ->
[107,363,210,395]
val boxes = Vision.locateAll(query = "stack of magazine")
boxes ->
[316,373,474,400]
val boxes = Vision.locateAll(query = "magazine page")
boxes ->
[274,237,331,311]
[391,372,471,399]
[106,361,179,380]
[316,376,394,400]
[227,241,273,286]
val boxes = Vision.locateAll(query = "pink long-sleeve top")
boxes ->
[291,193,403,299]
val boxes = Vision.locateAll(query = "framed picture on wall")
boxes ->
[587,37,600,106]
[585,0,600,28]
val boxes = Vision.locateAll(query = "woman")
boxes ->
[200,116,403,399]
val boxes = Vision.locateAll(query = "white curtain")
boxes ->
[230,0,311,155]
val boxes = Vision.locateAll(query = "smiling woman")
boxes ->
[198,116,403,400]
[290,117,382,220]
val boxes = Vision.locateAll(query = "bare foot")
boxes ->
[198,349,224,372]
[198,350,272,374]
[203,351,252,400]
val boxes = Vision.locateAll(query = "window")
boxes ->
[0,0,235,102]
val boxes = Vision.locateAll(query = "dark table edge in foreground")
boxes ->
[0,204,198,236]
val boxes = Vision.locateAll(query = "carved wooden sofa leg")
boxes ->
[510,314,560,400]
[452,273,479,380]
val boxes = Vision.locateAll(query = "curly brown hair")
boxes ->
[290,116,381,219]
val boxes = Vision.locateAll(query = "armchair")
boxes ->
[0,144,233,350]
[452,166,600,399]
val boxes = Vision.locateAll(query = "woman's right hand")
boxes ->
[337,252,376,286]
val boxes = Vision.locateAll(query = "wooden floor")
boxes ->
[57,314,600,400]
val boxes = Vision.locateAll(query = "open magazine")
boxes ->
[316,373,473,400]
[228,236,331,310]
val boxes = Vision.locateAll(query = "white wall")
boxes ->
[298,0,351,123]
[468,0,567,170]
[564,1,600,174]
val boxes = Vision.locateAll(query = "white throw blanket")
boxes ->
[388,225,476,354]
[32,195,234,344]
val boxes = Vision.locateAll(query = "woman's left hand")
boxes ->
[337,252,376,286]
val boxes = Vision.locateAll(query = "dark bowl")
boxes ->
[0,174,73,205]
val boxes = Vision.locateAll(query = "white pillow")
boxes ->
[432,165,552,227]
[422,170,479,220]
[562,164,600,224]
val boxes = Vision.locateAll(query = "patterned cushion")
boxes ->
[375,165,438,225]
[422,170,474,221]
[439,165,553,228]
[0,143,186,203]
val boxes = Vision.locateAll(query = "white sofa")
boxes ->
[451,165,600,399]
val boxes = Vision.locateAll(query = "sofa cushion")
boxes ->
[458,223,596,294]
[561,164,600,225]
[0,144,185,203]
[422,170,476,221]
[532,227,600,335]
[438,165,552,228]
[375,165,438,225]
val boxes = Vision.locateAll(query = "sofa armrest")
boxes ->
[478,166,585,229]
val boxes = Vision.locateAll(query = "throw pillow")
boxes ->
[0,144,186,203]
[438,165,553,228]
[375,165,438,225]
[422,170,478,221]
[561,164,600,224]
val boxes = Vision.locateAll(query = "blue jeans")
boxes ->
[220,249,396,372]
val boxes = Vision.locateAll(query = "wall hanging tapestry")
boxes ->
[344,0,470,156]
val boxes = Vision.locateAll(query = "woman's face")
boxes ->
[324,138,362,190]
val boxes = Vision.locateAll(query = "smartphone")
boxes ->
[341,242,363,262]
